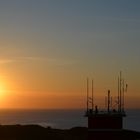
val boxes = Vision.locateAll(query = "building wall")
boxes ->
[88,116,123,129]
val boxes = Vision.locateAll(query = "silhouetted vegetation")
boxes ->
[0,125,139,140]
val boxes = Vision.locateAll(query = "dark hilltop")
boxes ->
[0,125,139,140]
[0,125,87,140]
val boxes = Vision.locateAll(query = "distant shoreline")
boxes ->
[0,109,139,131]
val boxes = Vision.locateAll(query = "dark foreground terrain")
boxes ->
[0,125,87,140]
[0,125,140,140]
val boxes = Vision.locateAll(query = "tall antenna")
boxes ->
[118,76,120,112]
[111,96,112,110]
[87,78,89,112]
[105,96,107,109]
[92,79,94,111]
[118,71,126,112]
[122,79,125,111]
[107,90,110,113]
[119,71,122,112]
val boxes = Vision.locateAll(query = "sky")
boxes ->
[0,0,140,109]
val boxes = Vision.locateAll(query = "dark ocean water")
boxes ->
[124,109,140,131]
[0,109,139,131]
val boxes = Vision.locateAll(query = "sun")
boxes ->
[0,85,5,93]
[0,82,7,99]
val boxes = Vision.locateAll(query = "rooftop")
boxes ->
[85,109,126,117]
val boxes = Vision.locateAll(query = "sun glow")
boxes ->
[0,80,9,101]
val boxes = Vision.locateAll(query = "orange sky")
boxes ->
[0,69,139,109]
[0,1,140,109]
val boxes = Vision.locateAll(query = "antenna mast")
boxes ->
[122,79,125,111]
[107,90,110,113]
[118,71,126,112]
[119,71,122,112]
[118,76,120,112]
[87,78,89,112]
[92,79,94,111]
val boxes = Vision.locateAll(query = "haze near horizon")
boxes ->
[0,0,140,109]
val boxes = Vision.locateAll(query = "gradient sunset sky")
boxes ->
[0,0,140,109]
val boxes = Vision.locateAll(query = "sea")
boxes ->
[0,109,139,132]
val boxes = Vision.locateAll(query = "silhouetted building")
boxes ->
[85,72,128,140]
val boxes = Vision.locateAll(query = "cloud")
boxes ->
[46,58,77,67]
[0,57,44,64]
[0,56,77,67]
[0,59,16,64]
[17,56,46,62]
